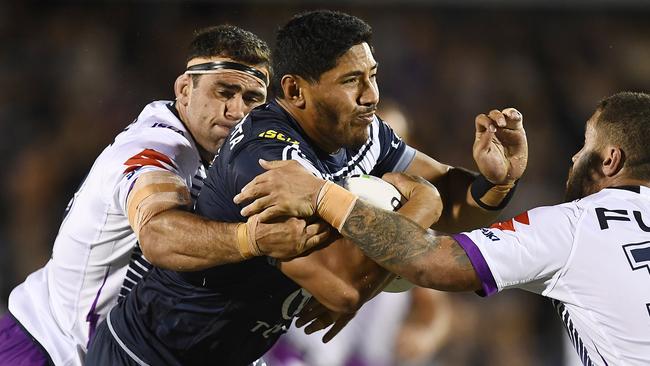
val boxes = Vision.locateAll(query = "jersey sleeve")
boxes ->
[111,128,197,216]
[369,116,416,176]
[452,203,580,297]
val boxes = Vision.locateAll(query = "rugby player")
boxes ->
[241,92,650,365]
[86,10,527,366]
[0,25,326,366]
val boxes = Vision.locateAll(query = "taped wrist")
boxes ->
[127,171,192,238]
[470,175,519,211]
[316,181,358,231]
[236,215,262,259]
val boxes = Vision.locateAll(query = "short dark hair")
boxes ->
[272,10,373,97]
[595,91,650,179]
[186,25,271,84]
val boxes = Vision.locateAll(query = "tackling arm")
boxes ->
[311,172,479,291]
[340,199,481,292]
[129,170,328,271]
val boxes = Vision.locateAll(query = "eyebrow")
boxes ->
[338,63,379,80]
[214,81,242,91]
[215,81,266,99]
[214,80,266,99]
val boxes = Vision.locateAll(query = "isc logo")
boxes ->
[258,130,300,144]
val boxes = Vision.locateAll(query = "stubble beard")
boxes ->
[564,151,603,202]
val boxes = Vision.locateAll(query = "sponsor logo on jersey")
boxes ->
[595,207,650,231]
[480,228,500,241]
[490,211,530,232]
[123,149,177,174]
[152,122,185,136]
[258,130,300,145]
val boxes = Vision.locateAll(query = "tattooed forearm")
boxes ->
[341,200,479,291]
[342,200,436,265]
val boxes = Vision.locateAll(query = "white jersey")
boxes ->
[454,186,650,366]
[8,101,208,366]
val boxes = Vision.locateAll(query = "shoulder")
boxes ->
[106,101,201,179]
[219,103,314,164]
[247,103,306,146]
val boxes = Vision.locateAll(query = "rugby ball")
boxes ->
[342,175,415,293]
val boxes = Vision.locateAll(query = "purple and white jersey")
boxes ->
[8,101,207,366]
[454,186,650,365]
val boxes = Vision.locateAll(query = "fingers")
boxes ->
[474,113,497,134]
[304,219,329,237]
[240,196,273,217]
[304,315,334,335]
[295,299,327,328]
[322,315,353,343]
[382,172,420,200]
[234,176,268,204]
[381,172,409,187]
[257,206,285,223]
[304,221,331,244]
[502,107,523,129]
[474,114,497,152]
[475,108,523,133]
[488,109,507,128]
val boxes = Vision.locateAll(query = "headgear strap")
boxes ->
[185,61,268,87]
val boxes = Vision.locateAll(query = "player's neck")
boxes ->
[603,175,650,190]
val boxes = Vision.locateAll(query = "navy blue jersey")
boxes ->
[106,101,416,366]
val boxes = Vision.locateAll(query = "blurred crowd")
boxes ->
[1,1,648,365]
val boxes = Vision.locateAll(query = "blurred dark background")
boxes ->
[1,1,648,365]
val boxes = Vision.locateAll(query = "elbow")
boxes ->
[138,224,168,269]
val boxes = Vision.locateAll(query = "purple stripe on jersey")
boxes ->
[86,267,111,347]
[0,314,50,366]
[452,233,498,297]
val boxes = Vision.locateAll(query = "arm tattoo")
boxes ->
[341,200,475,279]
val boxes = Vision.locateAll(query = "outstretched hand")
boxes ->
[473,108,528,184]
[234,160,326,222]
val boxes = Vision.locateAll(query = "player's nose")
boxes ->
[225,96,246,121]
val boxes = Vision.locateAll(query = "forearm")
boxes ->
[138,209,242,271]
[432,167,500,232]
[341,199,480,292]
[280,237,392,313]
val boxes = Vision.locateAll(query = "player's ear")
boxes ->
[281,75,306,108]
[174,74,192,106]
[602,145,624,177]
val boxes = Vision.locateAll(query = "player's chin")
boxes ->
[206,135,227,152]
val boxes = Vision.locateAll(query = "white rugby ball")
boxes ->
[342,175,415,293]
